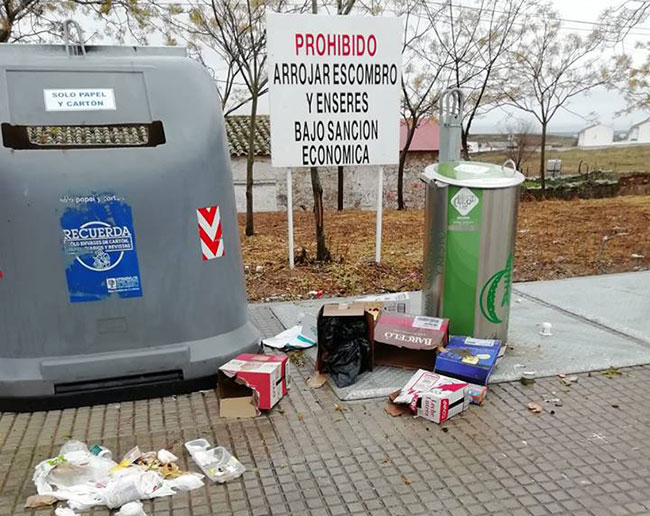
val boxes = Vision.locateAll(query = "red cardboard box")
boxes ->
[373,313,449,370]
[393,369,469,424]
[218,354,290,418]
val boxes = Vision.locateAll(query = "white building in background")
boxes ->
[577,122,613,148]
[626,117,650,143]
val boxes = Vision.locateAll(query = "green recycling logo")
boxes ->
[479,253,513,324]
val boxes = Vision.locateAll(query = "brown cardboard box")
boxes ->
[373,313,449,370]
[316,303,375,374]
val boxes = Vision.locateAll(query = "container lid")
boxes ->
[423,160,525,188]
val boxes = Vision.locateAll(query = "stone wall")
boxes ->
[231,152,438,212]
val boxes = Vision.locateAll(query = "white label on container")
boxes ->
[412,316,444,330]
[44,88,116,111]
[465,337,498,347]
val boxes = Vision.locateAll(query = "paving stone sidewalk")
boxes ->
[2,307,650,516]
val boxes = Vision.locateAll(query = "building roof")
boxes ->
[225,115,271,157]
[629,117,650,130]
[400,118,440,152]
[225,115,440,157]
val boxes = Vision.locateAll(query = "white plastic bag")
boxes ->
[116,500,148,516]
[103,470,163,509]
[54,508,78,516]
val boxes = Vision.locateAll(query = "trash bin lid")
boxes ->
[423,160,525,189]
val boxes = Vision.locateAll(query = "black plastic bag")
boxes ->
[318,315,372,388]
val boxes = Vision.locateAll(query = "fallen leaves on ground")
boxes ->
[401,474,412,485]
[240,197,650,302]
[306,373,328,389]
[288,351,306,367]
[603,366,623,378]
[334,403,348,412]
[527,402,543,414]
[297,413,304,422]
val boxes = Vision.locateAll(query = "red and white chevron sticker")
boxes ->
[196,205,225,261]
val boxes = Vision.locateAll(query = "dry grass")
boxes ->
[239,196,650,302]
[475,145,650,176]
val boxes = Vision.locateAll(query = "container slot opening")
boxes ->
[54,369,183,394]
[1,121,165,149]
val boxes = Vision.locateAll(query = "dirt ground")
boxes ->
[239,195,650,302]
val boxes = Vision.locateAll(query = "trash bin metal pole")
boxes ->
[422,179,448,317]
[439,88,463,163]
[375,166,384,264]
[472,186,520,341]
[287,168,294,270]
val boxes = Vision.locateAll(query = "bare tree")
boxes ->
[500,118,536,171]
[389,0,447,210]
[425,0,533,160]
[503,4,622,194]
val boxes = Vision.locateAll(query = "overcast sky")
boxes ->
[470,0,650,134]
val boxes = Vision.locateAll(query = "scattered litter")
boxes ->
[288,350,306,367]
[306,373,328,389]
[89,444,113,460]
[356,292,411,314]
[611,404,620,409]
[603,366,622,378]
[374,313,448,369]
[631,254,645,259]
[513,363,526,369]
[218,353,290,418]
[381,456,391,464]
[55,508,78,516]
[307,290,324,298]
[185,439,245,483]
[24,494,57,508]
[263,313,317,351]
[32,440,203,512]
[316,303,373,388]
[255,265,264,273]
[334,403,348,412]
[116,501,147,516]
[466,384,488,405]
[544,397,563,407]
[297,413,304,421]
[521,371,536,386]
[401,474,411,486]
[435,336,501,385]
[560,375,578,386]
[527,402,542,414]
[539,322,552,336]
[390,370,469,424]
[157,450,178,463]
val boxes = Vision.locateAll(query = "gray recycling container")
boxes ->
[0,43,260,409]
[421,161,525,342]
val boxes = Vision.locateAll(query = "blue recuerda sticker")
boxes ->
[60,193,143,303]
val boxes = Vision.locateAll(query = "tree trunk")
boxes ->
[461,128,470,160]
[245,93,258,236]
[397,119,418,210]
[337,166,344,211]
[539,122,547,197]
[311,166,331,262]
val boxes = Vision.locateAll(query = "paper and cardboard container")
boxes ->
[218,354,290,418]
[392,369,468,424]
[373,313,449,370]
[434,336,502,385]
[316,303,375,374]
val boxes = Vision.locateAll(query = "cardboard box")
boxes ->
[316,303,374,375]
[356,292,411,314]
[434,336,502,385]
[392,369,468,424]
[218,354,289,418]
[373,313,449,370]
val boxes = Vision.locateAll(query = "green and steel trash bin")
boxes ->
[421,160,525,342]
